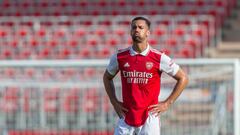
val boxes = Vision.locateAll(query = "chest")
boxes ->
[118,55,159,73]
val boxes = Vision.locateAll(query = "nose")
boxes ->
[135,27,140,32]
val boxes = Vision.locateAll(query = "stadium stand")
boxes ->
[0,15,218,59]
[0,0,237,59]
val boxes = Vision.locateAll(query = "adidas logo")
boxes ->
[124,62,130,67]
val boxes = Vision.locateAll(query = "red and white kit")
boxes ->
[107,45,179,135]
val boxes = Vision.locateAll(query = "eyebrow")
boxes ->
[131,23,145,27]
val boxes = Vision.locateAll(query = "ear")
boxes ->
[146,30,150,37]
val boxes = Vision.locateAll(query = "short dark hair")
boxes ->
[131,16,151,29]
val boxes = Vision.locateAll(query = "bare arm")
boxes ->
[149,67,189,116]
[103,70,128,118]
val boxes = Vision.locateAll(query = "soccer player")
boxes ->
[103,16,189,135]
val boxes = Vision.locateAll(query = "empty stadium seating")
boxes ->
[0,15,216,59]
[0,0,236,59]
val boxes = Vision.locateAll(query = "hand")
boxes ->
[148,101,171,117]
[111,100,128,118]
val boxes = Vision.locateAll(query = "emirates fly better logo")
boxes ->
[122,70,153,84]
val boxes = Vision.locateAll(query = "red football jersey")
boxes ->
[107,45,179,126]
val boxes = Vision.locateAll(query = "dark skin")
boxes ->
[103,19,189,118]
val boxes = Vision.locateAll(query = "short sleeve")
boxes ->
[160,53,179,76]
[106,53,119,75]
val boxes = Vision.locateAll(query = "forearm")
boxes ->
[165,69,189,105]
[166,77,188,104]
[103,71,118,104]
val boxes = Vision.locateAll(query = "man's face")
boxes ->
[131,20,150,43]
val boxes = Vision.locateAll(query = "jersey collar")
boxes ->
[130,44,150,56]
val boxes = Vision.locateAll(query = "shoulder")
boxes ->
[149,47,163,56]
[149,47,164,62]
[117,47,131,57]
[117,47,131,54]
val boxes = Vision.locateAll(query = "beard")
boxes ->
[132,35,143,43]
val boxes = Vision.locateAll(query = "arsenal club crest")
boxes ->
[146,62,153,70]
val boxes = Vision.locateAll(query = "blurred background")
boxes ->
[0,0,239,135]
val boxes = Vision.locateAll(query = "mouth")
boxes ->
[133,33,140,37]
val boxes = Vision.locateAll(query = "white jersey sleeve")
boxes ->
[106,53,119,75]
[160,53,179,76]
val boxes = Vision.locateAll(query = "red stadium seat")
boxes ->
[43,68,55,80]
[60,68,77,81]
[154,26,167,37]
[71,10,81,16]
[95,28,106,37]
[111,10,120,16]
[97,48,111,58]
[185,38,198,48]
[173,27,185,36]
[103,94,112,112]
[67,39,79,48]
[148,37,158,46]
[47,40,58,48]
[86,36,101,47]
[118,0,127,7]
[91,10,100,16]
[19,21,33,27]
[17,28,28,37]
[149,10,158,15]
[36,28,47,37]
[82,88,99,113]
[79,0,88,7]
[177,48,194,58]
[97,0,107,7]
[167,9,178,16]
[23,89,32,112]
[24,68,35,79]
[165,38,178,48]
[114,26,128,36]
[0,28,8,37]
[2,49,12,58]
[137,1,145,7]
[19,49,32,59]
[53,28,67,38]
[156,19,171,26]
[57,48,71,59]
[63,88,80,113]
[177,19,191,26]
[38,48,51,59]
[43,88,60,112]
[29,39,39,47]
[0,87,19,113]
[79,48,91,58]
[195,0,205,7]
[2,1,11,8]
[130,10,138,16]
[9,39,19,48]
[83,67,96,79]
[33,11,43,17]
[188,9,198,16]
[73,27,87,37]
[106,38,119,47]
[21,1,31,8]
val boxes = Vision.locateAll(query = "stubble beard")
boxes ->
[132,35,143,43]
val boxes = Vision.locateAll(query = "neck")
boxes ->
[132,41,148,53]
